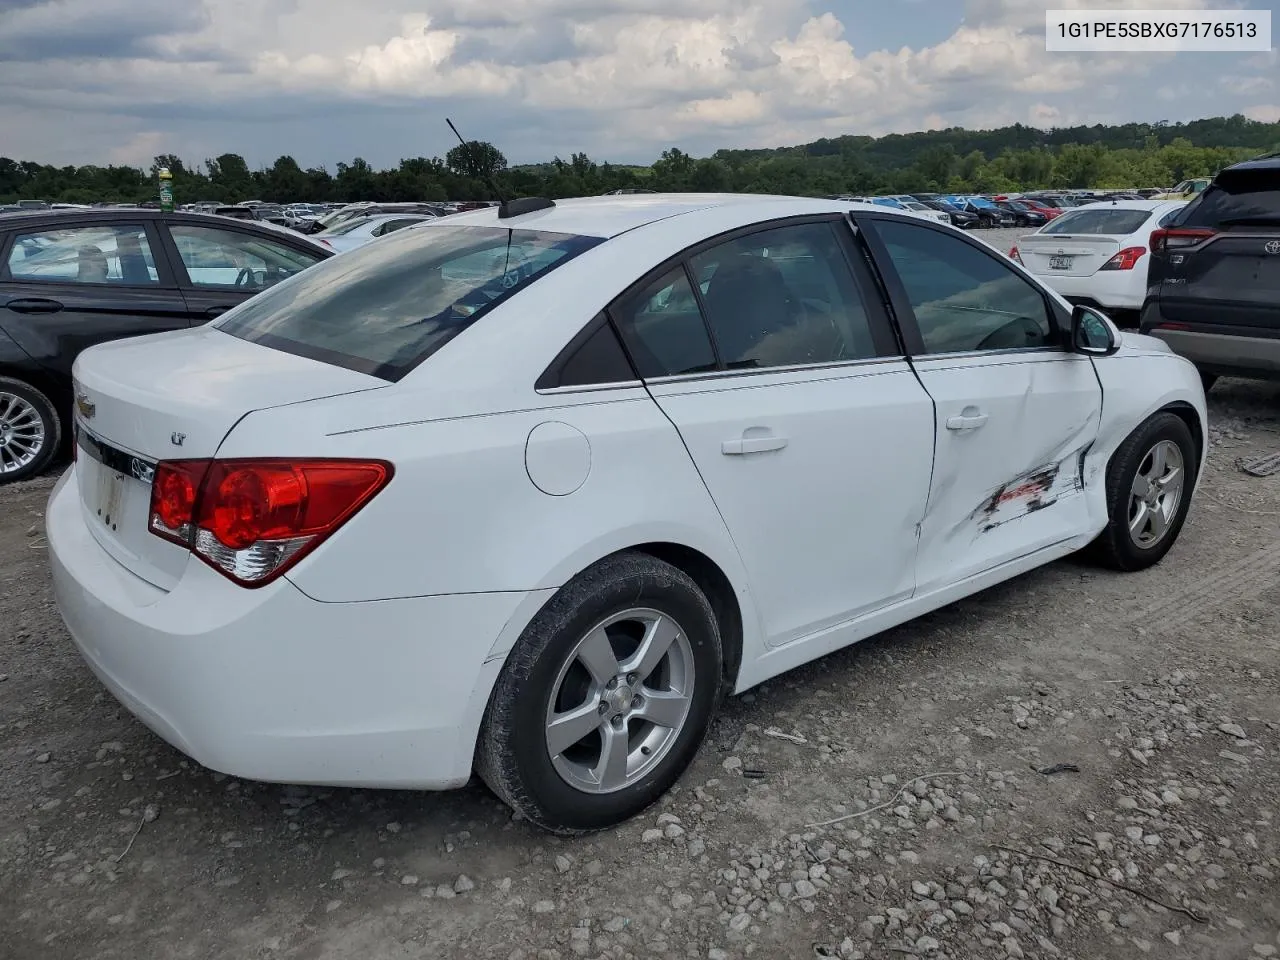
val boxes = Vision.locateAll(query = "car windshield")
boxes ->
[902,201,930,210]
[215,225,603,381]
[1039,208,1151,235]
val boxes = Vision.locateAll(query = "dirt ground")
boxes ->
[2,378,1278,960]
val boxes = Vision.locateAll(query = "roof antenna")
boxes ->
[445,117,554,220]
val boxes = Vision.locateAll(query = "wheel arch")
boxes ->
[1159,400,1204,469]
[627,541,745,695]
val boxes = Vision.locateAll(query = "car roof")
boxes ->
[0,207,330,249]
[1052,199,1181,212]
[429,193,882,239]
[1221,155,1280,174]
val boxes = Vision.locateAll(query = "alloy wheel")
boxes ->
[543,607,696,795]
[0,391,45,475]
[1128,439,1185,548]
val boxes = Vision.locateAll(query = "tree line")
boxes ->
[2,114,1277,206]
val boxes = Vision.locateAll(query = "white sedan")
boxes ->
[315,213,437,252]
[1009,199,1186,321]
[48,194,1206,833]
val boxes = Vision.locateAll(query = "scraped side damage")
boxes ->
[973,459,1083,533]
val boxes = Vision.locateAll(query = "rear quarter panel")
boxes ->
[216,386,764,662]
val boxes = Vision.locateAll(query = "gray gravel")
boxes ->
[2,380,1279,960]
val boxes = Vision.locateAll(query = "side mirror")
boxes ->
[1070,304,1119,356]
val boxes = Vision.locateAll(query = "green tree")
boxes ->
[445,141,507,182]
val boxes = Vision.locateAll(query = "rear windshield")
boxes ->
[1039,208,1151,235]
[215,225,603,380]
[1177,167,1280,227]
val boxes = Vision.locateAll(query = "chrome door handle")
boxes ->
[722,436,788,455]
[946,413,989,431]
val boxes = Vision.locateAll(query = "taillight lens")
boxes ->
[1099,245,1147,271]
[148,458,392,587]
[1008,245,1023,264]
[1149,227,1216,255]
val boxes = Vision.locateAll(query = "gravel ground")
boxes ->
[977,227,1028,257]
[2,379,1279,960]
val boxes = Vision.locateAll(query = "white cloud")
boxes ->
[0,0,1272,168]
[1244,104,1280,124]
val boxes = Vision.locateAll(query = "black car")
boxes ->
[0,208,331,482]
[922,199,979,229]
[1140,153,1280,391]
[962,202,1014,228]
[995,200,1048,228]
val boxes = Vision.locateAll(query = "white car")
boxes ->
[48,194,1207,833]
[1009,200,1187,319]
[315,213,437,252]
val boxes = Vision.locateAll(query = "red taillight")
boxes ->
[149,460,207,544]
[1149,227,1216,255]
[148,458,392,587]
[1008,245,1023,264]
[1099,245,1146,271]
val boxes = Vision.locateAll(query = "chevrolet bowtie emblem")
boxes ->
[75,393,95,419]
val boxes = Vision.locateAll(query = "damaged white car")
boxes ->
[48,194,1207,834]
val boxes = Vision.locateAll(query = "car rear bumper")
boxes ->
[1036,270,1146,311]
[47,466,547,790]
[1141,328,1280,380]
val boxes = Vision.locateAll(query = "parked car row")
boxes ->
[1006,151,1279,391]
[826,190,1163,230]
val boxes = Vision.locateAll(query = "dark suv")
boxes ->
[1140,154,1280,390]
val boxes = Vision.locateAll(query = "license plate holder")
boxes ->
[1049,255,1073,270]
[94,465,127,531]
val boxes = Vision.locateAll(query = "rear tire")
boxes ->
[476,551,724,834]
[1088,412,1197,572]
[0,377,60,485]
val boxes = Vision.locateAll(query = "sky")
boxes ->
[0,0,1277,171]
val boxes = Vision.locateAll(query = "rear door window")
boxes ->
[4,224,160,285]
[215,225,602,380]
[1040,209,1151,235]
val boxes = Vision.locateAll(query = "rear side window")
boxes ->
[1040,209,1151,235]
[5,224,159,284]
[612,267,717,378]
[215,225,603,380]
[1178,167,1280,227]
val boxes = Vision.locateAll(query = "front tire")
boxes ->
[476,551,724,834]
[1089,412,1197,572]
[0,377,60,484]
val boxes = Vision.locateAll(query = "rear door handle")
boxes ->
[204,306,231,318]
[4,297,63,314]
[946,413,989,431]
[722,435,788,455]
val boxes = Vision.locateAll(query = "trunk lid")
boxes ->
[71,326,389,590]
[1017,234,1122,277]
